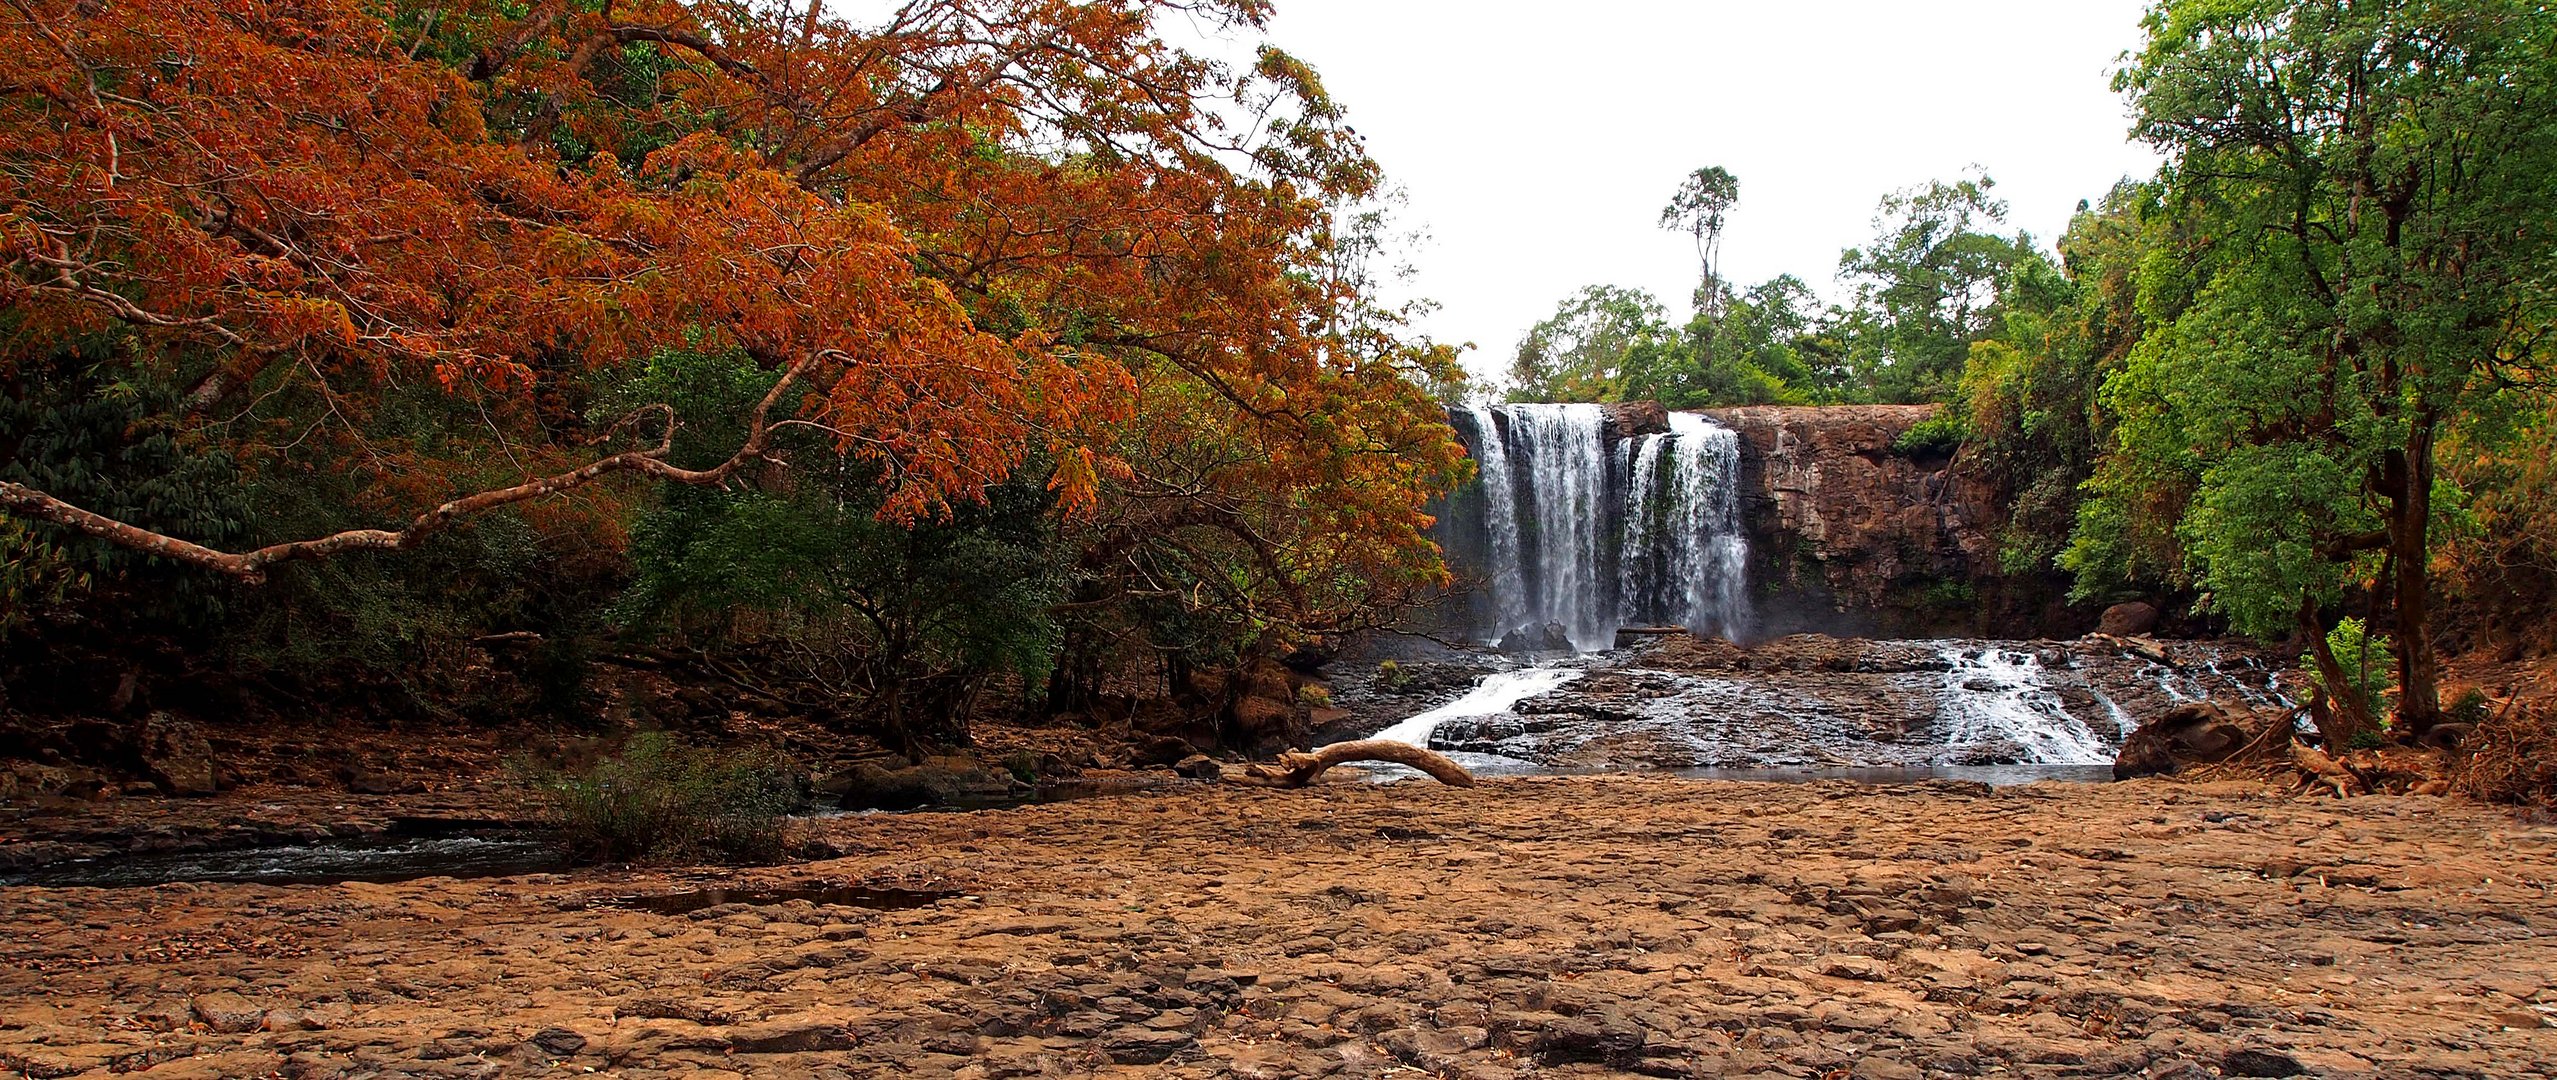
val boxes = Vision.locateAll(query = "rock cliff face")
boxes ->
[1701,405,2077,638]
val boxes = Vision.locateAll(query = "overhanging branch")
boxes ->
[0,350,837,584]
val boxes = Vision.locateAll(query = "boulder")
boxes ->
[1598,400,1670,439]
[1172,754,1222,781]
[2115,702,2261,780]
[190,992,265,1034]
[820,758,1010,810]
[342,761,426,795]
[2098,601,2161,637]
[524,1028,587,1058]
[134,712,217,796]
[1499,622,1573,653]
[1228,695,1296,742]
[1130,735,1199,769]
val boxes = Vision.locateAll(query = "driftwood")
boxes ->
[1227,740,1477,789]
[2291,744,2364,798]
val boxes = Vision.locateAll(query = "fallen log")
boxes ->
[1227,740,1476,789]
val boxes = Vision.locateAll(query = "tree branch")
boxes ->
[0,351,836,584]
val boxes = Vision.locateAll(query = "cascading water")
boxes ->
[1449,404,1750,650]
[1649,413,1749,641]
[1370,667,1585,748]
[1935,646,2113,765]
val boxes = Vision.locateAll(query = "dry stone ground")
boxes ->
[3,776,2553,1078]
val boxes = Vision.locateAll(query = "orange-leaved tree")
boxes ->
[0,0,1465,641]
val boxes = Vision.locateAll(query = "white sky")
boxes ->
[1256,1,2167,376]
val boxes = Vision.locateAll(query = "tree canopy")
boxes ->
[0,0,1467,737]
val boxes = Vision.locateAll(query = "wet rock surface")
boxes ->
[2,777,2550,1079]
[1425,634,2292,771]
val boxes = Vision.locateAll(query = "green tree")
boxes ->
[1619,277,1825,408]
[1959,184,2168,576]
[1659,166,1742,316]
[2075,0,2557,739]
[1506,286,1674,403]
[1837,171,2039,403]
[610,349,1064,756]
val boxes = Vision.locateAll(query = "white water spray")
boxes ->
[1936,646,2113,765]
[1370,667,1586,748]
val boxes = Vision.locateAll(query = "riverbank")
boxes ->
[5,776,2551,1079]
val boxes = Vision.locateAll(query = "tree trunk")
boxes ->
[1227,740,1477,788]
[2299,592,2374,747]
[2386,430,2443,734]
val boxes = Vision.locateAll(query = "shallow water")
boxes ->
[601,883,957,915]
[0,834,568,888]
[1362,753,2111,786]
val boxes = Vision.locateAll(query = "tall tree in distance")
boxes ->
[1660,167,1741,317]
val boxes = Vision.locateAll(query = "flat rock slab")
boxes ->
[3,776,2553,1079]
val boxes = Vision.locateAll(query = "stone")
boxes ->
[1814,956,1889,981]
[1098,1027,1196,1064]
[189,992,264,1034]
[135,712,217,796]
[2116,702,2263,780]
[1173,754,1222,781]
[1499,622,1574,654]
[727,1022,855,1053]
[133,1000,194,1032]
[2222,1048,2306,1077]
[283,1052,350,1080]
[524,1028,586,1057]
[1528,1014,1645,1065]
[1599,400,1670,439]
[2099,601,2161,636]
[261,1008,324,1032]
[343,764,425,795]
[1131,735,1198,769]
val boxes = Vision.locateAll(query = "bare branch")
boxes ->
[0,351,839,584]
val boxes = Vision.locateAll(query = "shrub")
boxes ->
[1890,411,1965,457]
[2449,687,2494,728]
[2453,704,2557,807]
[525,732,805,864]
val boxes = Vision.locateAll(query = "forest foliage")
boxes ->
[1,0,2552,756]
[0,0,1467,745]
[1516,0,2556,742]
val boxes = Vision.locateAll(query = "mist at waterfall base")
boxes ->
[1370,403,2190,783]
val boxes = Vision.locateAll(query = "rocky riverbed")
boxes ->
[3,776,2551,1079]
[1352,634,2294,772]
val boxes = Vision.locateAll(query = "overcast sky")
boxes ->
[1253,1,2167,376]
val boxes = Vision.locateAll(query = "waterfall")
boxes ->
[1464,404,1527,635]
[1654,413,1749,642]
[1448,403,1750,650]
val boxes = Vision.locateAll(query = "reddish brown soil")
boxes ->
[3,775,2553,1078]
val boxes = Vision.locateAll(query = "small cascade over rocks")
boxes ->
[1934,645,2113,765]
[1392,633,2296,774]
[1446,403,1750,650]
